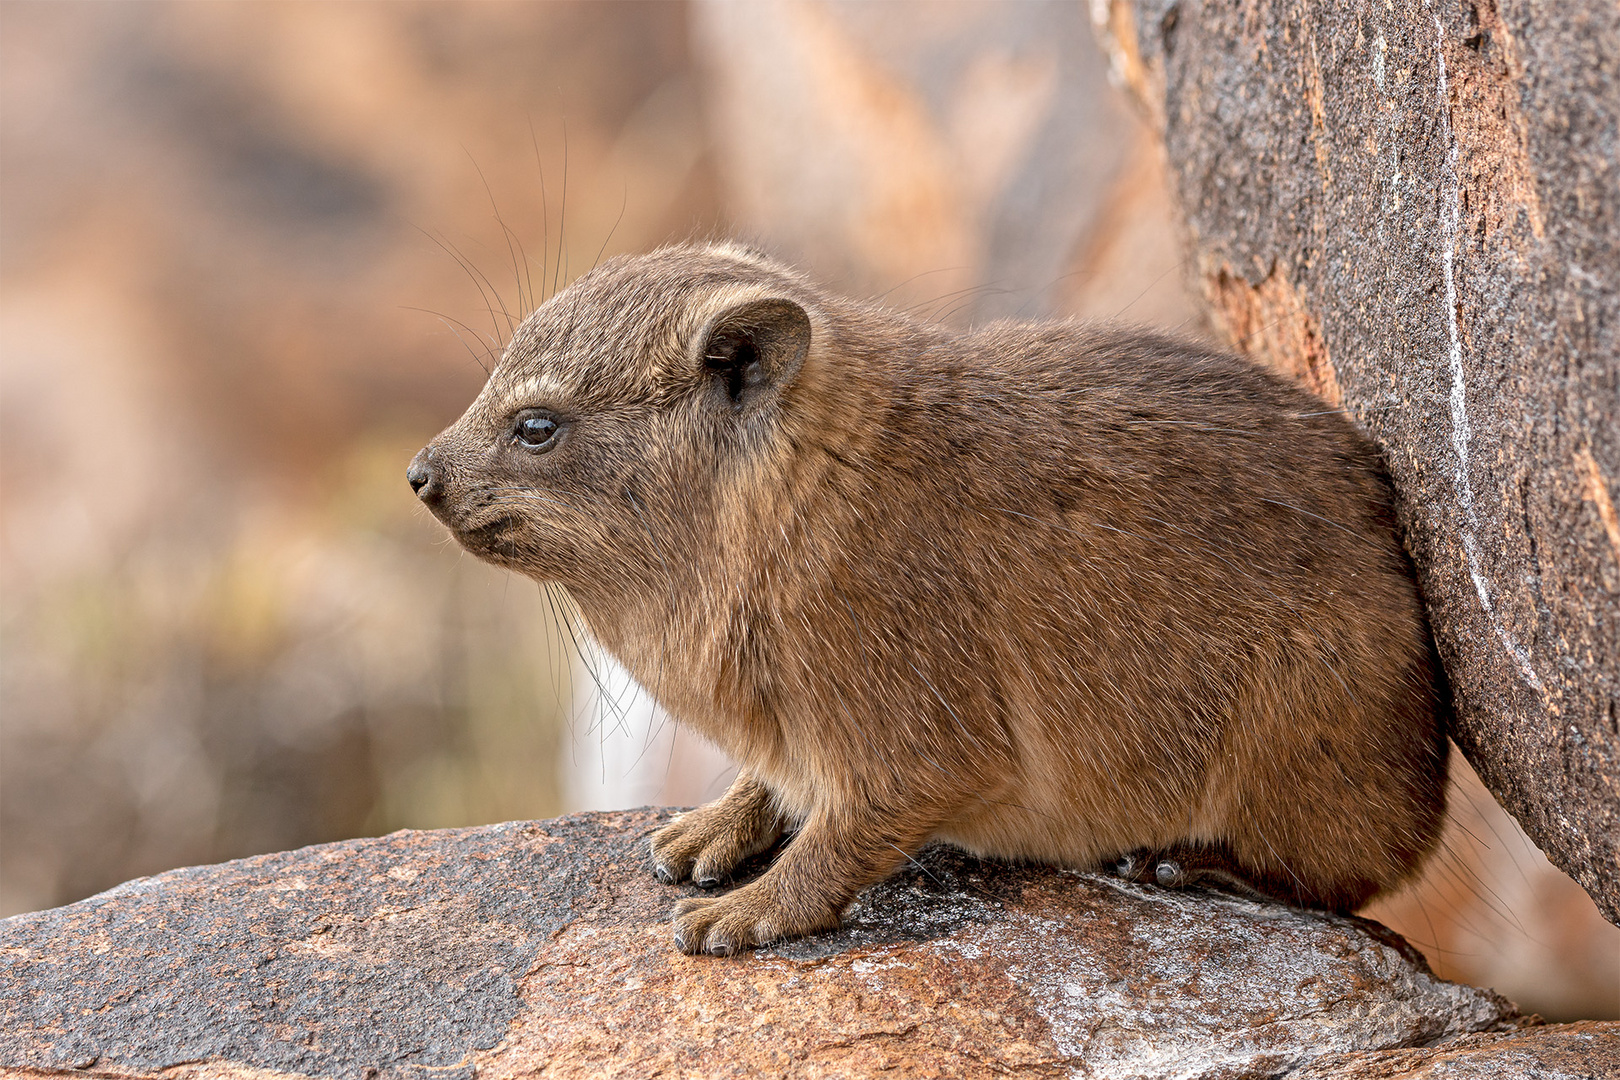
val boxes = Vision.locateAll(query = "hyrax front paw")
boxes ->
[649,781,782,888]
[671,883,838,956]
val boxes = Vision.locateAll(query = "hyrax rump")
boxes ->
[409,242,1449,955]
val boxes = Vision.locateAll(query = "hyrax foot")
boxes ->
[649,774,783,888]
[671,883,839,956]
[1113,848,1201,888]
[1114,843,1274,903]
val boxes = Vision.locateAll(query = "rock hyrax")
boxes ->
[409,242,1449,955]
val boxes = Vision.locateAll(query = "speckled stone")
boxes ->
[7,809,1599,1079]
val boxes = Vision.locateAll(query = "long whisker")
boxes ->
[401,307,495,375]
[465,148,529,315]
[1112,258,1189,321]
[546,580,632,740]
[538,582,576,771]
[624,488,679,771]
[410,222,514,346]
[872,265,970,304]
[526,116,554,304]
[591,182,629,278]
[553,120,569,297]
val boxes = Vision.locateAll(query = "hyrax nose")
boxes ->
[407,447,439,500]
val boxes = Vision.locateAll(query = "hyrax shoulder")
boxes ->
[410,242,1449,955]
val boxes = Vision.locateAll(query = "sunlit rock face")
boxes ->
[11,808,1597,1080]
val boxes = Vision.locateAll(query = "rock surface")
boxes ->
[8,809,1614,1079]
[1094,0,1620,924]
[1294,1022,1620,1079]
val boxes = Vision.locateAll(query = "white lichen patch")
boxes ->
[915,875,1512,1079]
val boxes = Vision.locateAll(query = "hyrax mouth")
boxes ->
[455,510,524,555]
[476,515,521,540]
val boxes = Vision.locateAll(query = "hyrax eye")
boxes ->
[513,410,561,452]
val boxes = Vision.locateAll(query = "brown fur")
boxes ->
[409,242,1450,955]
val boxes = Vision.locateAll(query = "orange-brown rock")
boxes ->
[8,809,1609,1079]
[1293,1022,1620,1079]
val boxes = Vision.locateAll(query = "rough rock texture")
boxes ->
[1096,0,1620,924]
[1294,1022,1620,1079]
[9,809,1610,1079]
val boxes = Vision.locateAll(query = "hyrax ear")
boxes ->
[693,297,811,411]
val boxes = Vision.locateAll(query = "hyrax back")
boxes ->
[410,242,1449,955]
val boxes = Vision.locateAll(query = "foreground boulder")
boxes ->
[2,809,1612,1078]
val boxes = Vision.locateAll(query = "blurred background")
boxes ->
[1,0,1613,1021]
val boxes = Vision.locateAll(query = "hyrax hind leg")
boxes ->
[650,771,786,888]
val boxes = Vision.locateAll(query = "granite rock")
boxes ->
[5,809,1594,1079]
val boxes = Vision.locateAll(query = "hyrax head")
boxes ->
[408,244,813,595]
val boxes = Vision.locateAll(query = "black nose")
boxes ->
[407,448,437,499]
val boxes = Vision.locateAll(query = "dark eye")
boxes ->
[513,410,561,452]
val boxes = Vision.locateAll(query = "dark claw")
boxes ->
[1155,859,1185,887]
[654,864,677,885]
[694,875,720,889]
